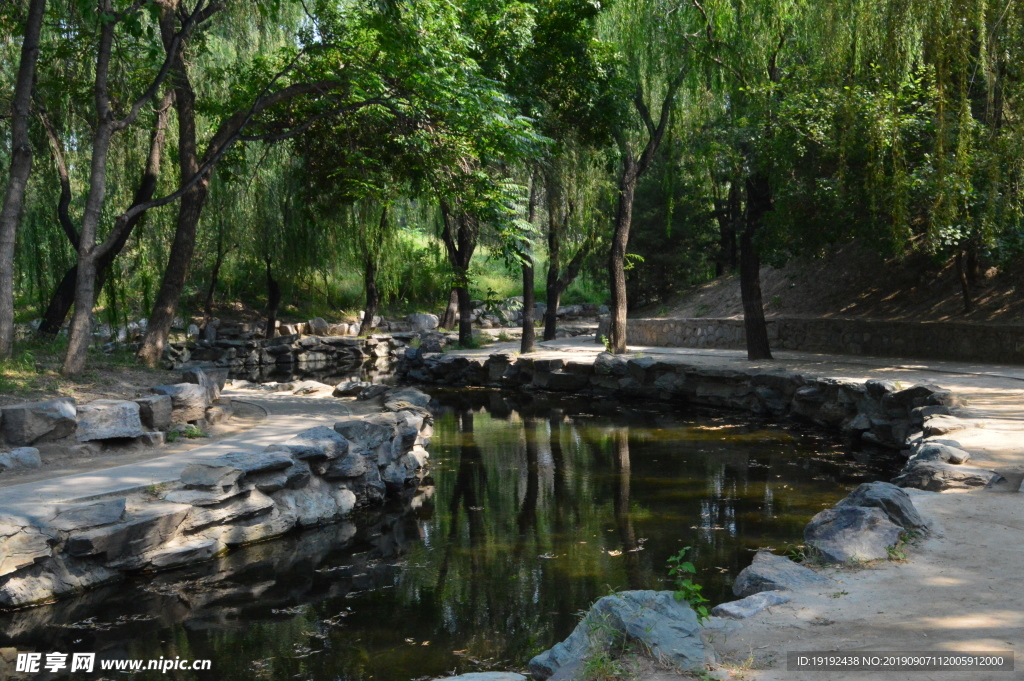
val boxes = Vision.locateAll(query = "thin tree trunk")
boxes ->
[955,250,972,314]
[740,175,773,361]
[265,257,280,339]
[360,257,379,336]
[521,257,535,352]
[0,0,47,357]
[439,289,458,330]
[204,249,227,320]
[715,181,739,276]
[608,172,637,354]
[456,286,473,346]
[544,198,561,342]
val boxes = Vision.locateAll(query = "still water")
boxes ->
[0,389,900,680]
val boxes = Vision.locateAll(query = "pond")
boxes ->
[0,388,901,680]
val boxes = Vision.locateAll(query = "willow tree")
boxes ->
[600,0,693,354]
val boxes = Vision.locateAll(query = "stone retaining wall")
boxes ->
[0,387,433,609]
[595,316,1024,364]
[399,350,964,452]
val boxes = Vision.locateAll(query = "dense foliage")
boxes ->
[1,0,1023,368]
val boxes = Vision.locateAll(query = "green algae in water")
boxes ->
[0,389,901,681]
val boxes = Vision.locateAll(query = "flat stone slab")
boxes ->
[48,498,126,532]
[76,400,145,441]
[711,590,791,619]
[1,398,76,445]
[436,675,525,681]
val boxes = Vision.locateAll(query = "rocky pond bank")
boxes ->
[0,370,433,609]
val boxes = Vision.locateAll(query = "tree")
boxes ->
[0,0,47,357]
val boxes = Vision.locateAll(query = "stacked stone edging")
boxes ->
[0,387,433,610]
[399,350,968,454]
[596,316,1024,364]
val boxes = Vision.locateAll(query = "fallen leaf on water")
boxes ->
[421,641,431,646]
[606,550,622,557]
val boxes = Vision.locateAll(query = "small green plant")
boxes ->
[168,425,209,442]
[830,591,849,598]
[771,294,782,308]
[694,302,710,318]
[782,544,807,563]
[600,335,612,352]
[886,544,908,561]
[668,547,710,623]
[496,331,512,343]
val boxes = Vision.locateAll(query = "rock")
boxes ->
[211,450,294,476]
[804,506,903,563]
[334,415,397,449]
[163,485,249,506]
[0,447,42,471]
[179,462,244,488]
[528,591,704,680]
[359,384,390,400]
[308,317,330,335]
[139,432,165,446]
[334,380,371,397]
[181,367,221,403]
[75,400,145,441]
[65,503,191,563]
[382,447,428,485]
[893,461,998,491]
[908,441,971,465]
[435,675,525,681]
[180,490,275,532]
[1,398,77,445]
[711,590,791,619]
[152,383,209,424]
[272,477,354,527]
[286,426,351,459]
[408,313,440,331]
[0,554,119,609]
[48,499,126,532]
[384,387,432,409]
[732,551,831,597]
[834,481,928,531]
[923,415,968,437]
[204,398,233,425]
[146,538,219,569]
[323,453,370,479]
[291,380,334,396]
[0,514,52,576]
[134,395,172,431]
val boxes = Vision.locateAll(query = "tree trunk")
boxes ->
[439,289,458,330]
[138,24,206,366]
[544,202,561,342]
[521,257,535,353]
[608,171,637,354]
[265,258,280,339]
[544,287,562,342]
[739,175,773,361]
[360,256,379,336]
[715,181,739,276]
[38,267,77,337]
[955,250,973,314]
[0,0,47,357]
[456,286,473,346]
[204,250,225,320]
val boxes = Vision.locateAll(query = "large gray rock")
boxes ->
[908,441,971,465]
[893,461,998,491]
[179,462,244,488]
[286,426,351,459]
[804,506,903,563]
[308,317,330,335]
[384,387,432,409]
[134,395,172,431]
[152,383,209,424]
[180,490,275,532]
[181,367,221,403]
[334,414,397,449]
[65,503,190,563]
[0,514,52,577]
[1,398,76,445]
[75,400,145,441]
[436,675,525,681]
[210,450,294,476]
[923,415,968,437]
[408,313,440,331]
[0,554,119,609]
[834,481,928,531]
[48,499,126,532]
[732,550,831,597]
[323,452,370,479]
[146,538,220,569]
[711,590,791,619]
[0,447,42,471]
[271,477,356,527]
[528,590,704,680]
[333,380,371,397]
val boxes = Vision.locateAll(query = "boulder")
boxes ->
[334,380,371,397]
[286,426,351,459]
[0,447,42,471]
[210,450,294,476]
[834,481,928,531]
[152,383,209,424]
[711,590,791,619]
[323,453,370,479]
[408,313,440,331]
[65,503,191,563]
[75,400,145,441]
[804,506,903,563]
[48,499,126,532]
[893,461,998,491]
[908,440,971,465]
[272,477,354,527]
[308,317,330,336]
[291,380,334,396]
[134,395,172,431]
[1,398,76,445]
[923,415,968,437]
[179,462,244,488]
[205,398,233,425]
[0,514,52,577]
[334,415,397,449]
[164,485,249,506]
[181,367,221,402]
[384,387,432,409]
[436,675,525,681]
[528,590,704,680]
[732,550,831,597]
[146,538,220,569]
[180,489,275,532]
[359,384,390,400]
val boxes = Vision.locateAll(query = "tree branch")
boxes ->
[36,108,79,249]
